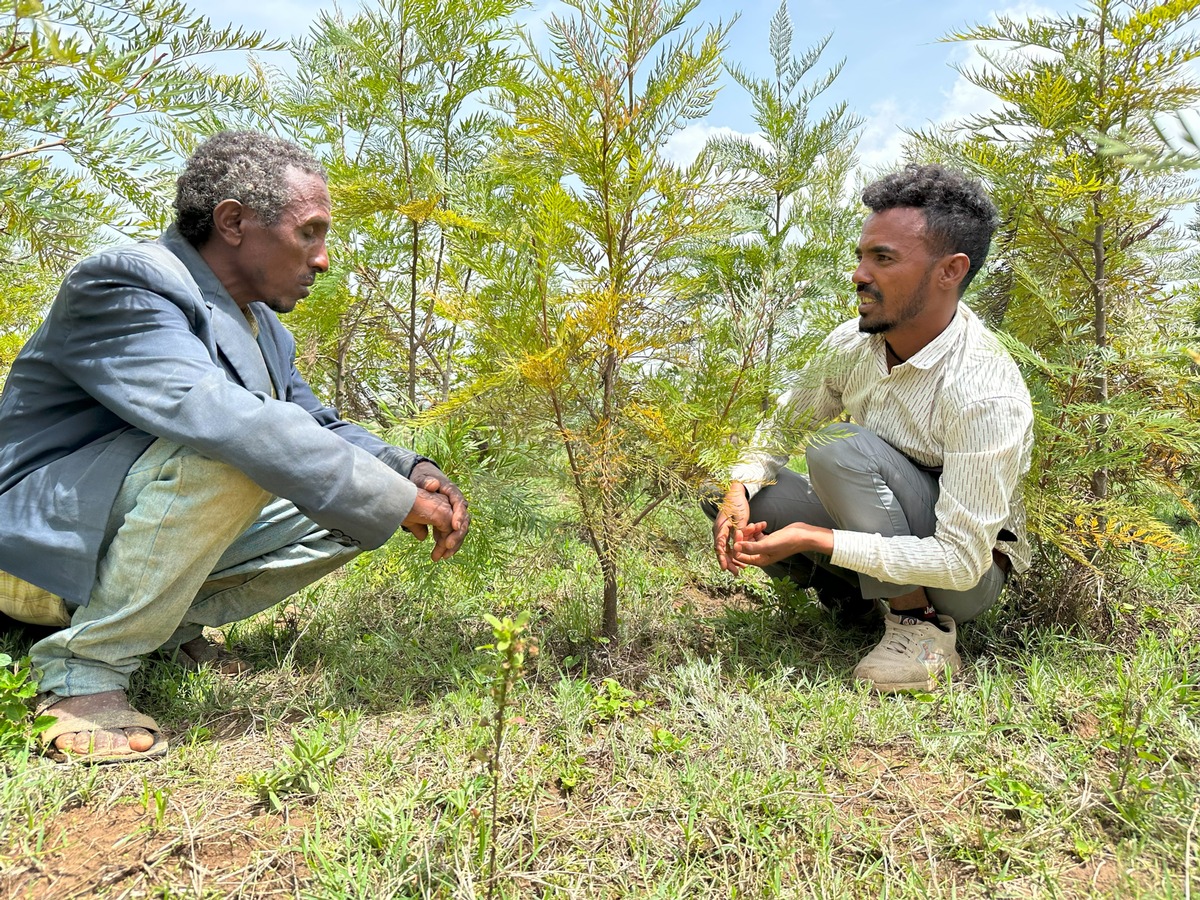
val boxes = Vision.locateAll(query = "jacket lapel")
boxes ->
[159,228,274,395]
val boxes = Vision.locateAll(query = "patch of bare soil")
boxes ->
[1,792,310,900]
[1071,710,1100,740]
[1056,858,1124,897]
[675,583,756,617]
[823,743,982,856]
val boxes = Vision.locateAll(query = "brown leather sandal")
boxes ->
[160,635,251,677]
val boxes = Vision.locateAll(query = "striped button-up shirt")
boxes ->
[730,302,1034,588]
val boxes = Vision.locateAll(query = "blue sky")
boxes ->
[206,0,1073,172]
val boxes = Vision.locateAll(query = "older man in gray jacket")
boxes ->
[0,131,468,762]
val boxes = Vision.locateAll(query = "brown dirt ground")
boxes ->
[1,790,310,900]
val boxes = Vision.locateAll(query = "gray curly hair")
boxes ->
[173,131,327,246]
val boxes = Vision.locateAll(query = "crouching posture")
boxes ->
[0,131,469,761]
[710,164,1032,692]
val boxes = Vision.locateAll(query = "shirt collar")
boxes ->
[879,301,971,371]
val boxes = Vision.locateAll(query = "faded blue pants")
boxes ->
[31,439,358,697]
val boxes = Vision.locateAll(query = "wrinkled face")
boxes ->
[852,207,939,335]
[235,168,331,313]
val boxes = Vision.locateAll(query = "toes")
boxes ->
[54,726,154,755]
[40,690,165,760]
[55,727,121,755]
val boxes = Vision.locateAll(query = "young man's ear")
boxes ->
[210,198,248,247]
[939,252,971,291]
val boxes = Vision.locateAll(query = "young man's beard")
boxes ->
[857,268,934,335]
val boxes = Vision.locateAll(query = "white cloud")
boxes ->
[848,1,1066,173]
[515,0,573,54]
[204,0,345,38]
[857,99,908,177]
[933,2,1062,129]
[663,124,769,168]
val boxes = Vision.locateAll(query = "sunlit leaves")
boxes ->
[276,0,526,414]
[692,0,861,453]
[441,0,731,636]
[0,0,281,382]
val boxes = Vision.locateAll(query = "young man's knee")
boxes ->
[929,566,1007,623]
[804,423,876,480]
[168,447,272,529]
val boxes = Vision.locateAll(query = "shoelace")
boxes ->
[879,621,923,656]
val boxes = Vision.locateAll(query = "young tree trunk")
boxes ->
[441,323,455,403]
[1089,5,1110,505]
[761,322,775,413]
[1090,205,1109,503]
[408,219,420,410]
[600,548,619,640]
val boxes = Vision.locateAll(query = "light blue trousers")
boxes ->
[32,439,358,697]
[742,424,1008,623]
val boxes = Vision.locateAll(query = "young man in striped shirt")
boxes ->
[711,164,1033,693]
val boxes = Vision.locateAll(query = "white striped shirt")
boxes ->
[730,302,1034,587]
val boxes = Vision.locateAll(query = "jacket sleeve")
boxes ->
[275,332,430,479]
[53,246,416,551]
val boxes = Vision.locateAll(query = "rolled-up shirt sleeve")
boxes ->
[729,347,848,499]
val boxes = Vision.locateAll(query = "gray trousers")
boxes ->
[717,424,1007,623]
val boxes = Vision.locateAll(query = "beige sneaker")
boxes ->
[853,611,962,692]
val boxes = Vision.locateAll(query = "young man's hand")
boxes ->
[731,521,834,569]
[713,482,751,573]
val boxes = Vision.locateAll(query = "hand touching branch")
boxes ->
[713,482,751,573]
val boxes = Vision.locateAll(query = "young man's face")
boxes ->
[852,207,940,335]
[234,168,331,314]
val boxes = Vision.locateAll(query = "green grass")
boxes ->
[0,503,1197,898]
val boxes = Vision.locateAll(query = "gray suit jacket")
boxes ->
[0,228,423,606]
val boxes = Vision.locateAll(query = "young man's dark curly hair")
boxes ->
[861,164,999,295]
[173,131,327,247]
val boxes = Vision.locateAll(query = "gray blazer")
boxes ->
[0,228,423,606]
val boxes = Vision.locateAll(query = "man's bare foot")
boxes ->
[166,635,251,677]
[38,690,165,761]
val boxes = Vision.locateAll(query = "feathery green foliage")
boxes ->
[0,0,280,379]
[922,0,1200,621]
[446,0,730,638]
[694,0,861,466]
[275,0,527,418]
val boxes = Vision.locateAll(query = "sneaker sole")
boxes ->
[856,658,963,693]
[858,676,938,693]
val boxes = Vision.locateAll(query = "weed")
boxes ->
[647,724,691,755]
[548,748,593,794]
[1101,656,1163,798]
[242,722,347,812]
[139,779,170,829]
[0,653,52,761]
[476,610,536,899]
[588,677,647,724]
